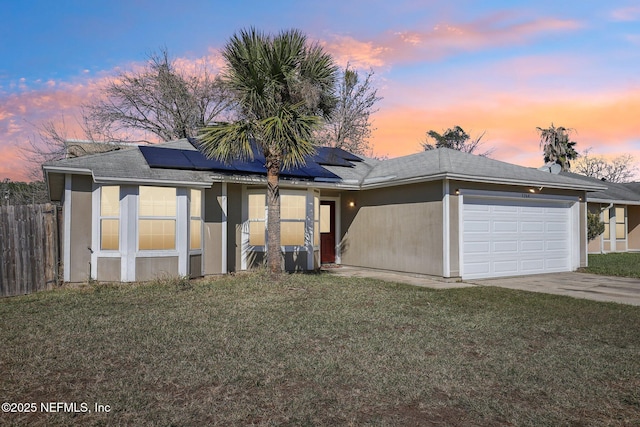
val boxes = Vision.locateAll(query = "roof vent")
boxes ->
[538,163,561,174]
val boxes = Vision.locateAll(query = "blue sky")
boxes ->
[1,0,640,180]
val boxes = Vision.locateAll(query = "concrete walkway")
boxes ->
[323,266,640,306]
[322,265,474,289]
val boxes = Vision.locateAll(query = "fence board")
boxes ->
[0,203,60,297]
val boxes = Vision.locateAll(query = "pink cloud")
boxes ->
[611,6,640,21]
[324,14,582,68]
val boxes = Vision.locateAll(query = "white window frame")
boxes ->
[99,185,120,252]
[242,187,319,270]
[137,186,178,254]
[189,188,203,254]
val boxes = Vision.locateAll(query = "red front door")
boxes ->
[320,201,336,264]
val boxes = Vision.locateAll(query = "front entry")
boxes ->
[320,201,336,264]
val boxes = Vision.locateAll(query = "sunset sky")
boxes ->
[1,0,639,182]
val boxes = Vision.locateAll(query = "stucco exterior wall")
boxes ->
[628,205,640,250]
[580,199,588,267]
[227,184,242,272]
[448,194,460,277]
[340,182,444,276]
[69,175,93,282]
[587,203,603,254]
[136,256,178,281]
[203,185,223,275]
[97,257,121,282]
[190,254,202,278]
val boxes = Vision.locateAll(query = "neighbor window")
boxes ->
[190,189,202,251]
[138,186,176,250]
[615,206,626,240]
[100,186,119,251]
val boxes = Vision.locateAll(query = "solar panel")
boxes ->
[312,147,353,167]
[139,146,193,169]
[182,150,234,171]
[139,143,351,181]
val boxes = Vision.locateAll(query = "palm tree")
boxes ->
[198,28,337,276]
[537,124,578,172]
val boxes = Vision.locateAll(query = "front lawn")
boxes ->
[584,252,640,278]
[1,272,639,426]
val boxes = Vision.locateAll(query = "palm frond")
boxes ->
[198,121,256,163]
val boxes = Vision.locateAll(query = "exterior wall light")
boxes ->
[348,201,356,207]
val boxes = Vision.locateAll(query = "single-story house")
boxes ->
[558,172,640,254]
[43,138,607,282]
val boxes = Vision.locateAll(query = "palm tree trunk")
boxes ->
[266,157,282,276]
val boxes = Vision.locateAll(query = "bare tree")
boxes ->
[572,148,637,183]
[314,65,380,155]
[22,48,232,180]
[84,48,231,143]
[422,126,493,157]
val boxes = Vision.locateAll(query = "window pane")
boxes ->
[249,194,265,220]
[139,186,176,217]
[249,221,265,246]
[101,219,119,250]
[615,207,625,224]
[139,219,175,250]
[616,223,626,239]
[604,223,610,240]
[281,194,306,220]
[281,222,305,246]
[101,186,119,216]
[190,219,201,250]
[314,221,319,246]
[190,189,201,218]
[320,205,331,233]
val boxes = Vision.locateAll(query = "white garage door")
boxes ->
[462,197,573,279]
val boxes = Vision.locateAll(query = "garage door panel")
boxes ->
[464,242,491,254]
[521,259,545,271]
[521,240,544,252]
[521,221,544,232]
[494,221,518,233]
[465,220,491,233]
[494,260,519,273]
[493,241,518,252]
[462,196,573,279]
[546,240,568,250]
[464,262,491,275]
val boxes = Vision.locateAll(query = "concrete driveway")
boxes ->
[467,272,640,306]
[324,266,640,306]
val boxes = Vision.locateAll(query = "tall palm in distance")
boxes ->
[198,28,337,276]
[537,124,578,172]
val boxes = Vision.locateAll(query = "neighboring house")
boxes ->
[64,139,140,158]
[560,172,640,254]
[43,138,606,283]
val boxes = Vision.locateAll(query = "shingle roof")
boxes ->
[331,148,607,191]
[44,139,607,201]
[559,172,640,204]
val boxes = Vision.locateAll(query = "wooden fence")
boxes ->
[0,203,61,297]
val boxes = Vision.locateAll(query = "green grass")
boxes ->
[583,252,640,278]
[1,272,639,426]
